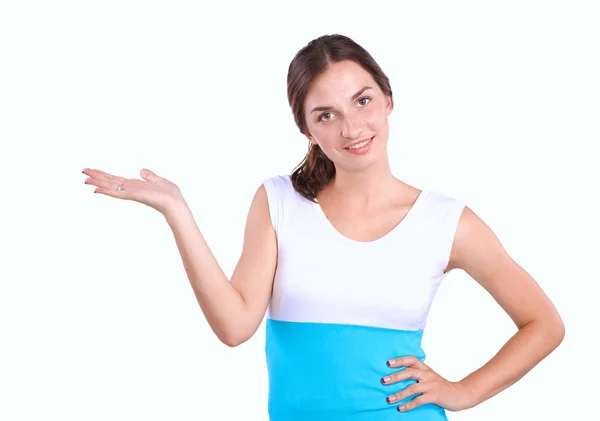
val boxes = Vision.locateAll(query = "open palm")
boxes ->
[82,167,185,216]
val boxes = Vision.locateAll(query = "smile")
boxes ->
[343,136,374,154]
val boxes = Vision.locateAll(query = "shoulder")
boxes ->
[421,189,467,224]
[259,174,299,232]
[445,199,563,334]
[262,173,292,191]
[447,201,509,276]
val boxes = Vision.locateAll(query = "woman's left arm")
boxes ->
[448,205,565,406]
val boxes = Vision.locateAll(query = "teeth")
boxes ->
[347,138,371,149]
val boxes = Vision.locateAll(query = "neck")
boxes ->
[326,159,397,207]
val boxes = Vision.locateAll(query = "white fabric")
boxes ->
[262,174,466,331]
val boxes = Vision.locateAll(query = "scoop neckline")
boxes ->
[310,188,428,246]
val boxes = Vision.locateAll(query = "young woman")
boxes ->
[82,34,564,420]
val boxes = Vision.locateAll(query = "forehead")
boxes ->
[305,60,377,106]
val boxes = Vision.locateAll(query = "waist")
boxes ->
[265,318,447,421]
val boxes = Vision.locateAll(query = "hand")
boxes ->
[382,356,476,412]
[83,167,186,216]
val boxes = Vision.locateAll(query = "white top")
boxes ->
[262,174,466,332]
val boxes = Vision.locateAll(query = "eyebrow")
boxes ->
[309,86,373,114]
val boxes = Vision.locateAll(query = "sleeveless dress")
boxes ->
[261,174,466,421]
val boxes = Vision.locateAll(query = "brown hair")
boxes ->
[287,34,394,202]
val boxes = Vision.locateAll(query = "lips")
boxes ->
[344,136,374,149]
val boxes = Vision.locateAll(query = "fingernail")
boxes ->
[387,395,396,403]
[388,359,396,366]
[382,376,390,383]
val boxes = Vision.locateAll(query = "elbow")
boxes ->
[222,337,242,348]
[552,318,566,347]
[222,339,239,348]
[220,331,250,348]
[550,307,566,346]
[541,312,566,350]
[220,317,259,347]
[220,333,240,348]
[522,312,565,351]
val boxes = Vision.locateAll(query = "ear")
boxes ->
[304,133,316,145]
[386,95,393,116]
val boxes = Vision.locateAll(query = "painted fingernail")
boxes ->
[398,405,406,411]
[382,376,391,383]
[388,359,396,366]
[387,395,396,403]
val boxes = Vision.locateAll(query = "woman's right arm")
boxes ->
[164,184,277,347]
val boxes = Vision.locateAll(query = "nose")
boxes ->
[341,115,362,140]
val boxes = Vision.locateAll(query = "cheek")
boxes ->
[365,104,388,124]
[309,125,329,142]
[311,121,339,142]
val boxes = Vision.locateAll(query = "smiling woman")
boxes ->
[83,33,565,421]
[263,175,463,420]
[266,34,563,420]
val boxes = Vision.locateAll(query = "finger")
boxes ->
[93,186,128,199]
[386,382,428,404]
[388,356,429,370]
[382,368,427,384]
[84,178,117,190]
[398,394,433,412]
[140,168,159,182]
[83,168,126,184]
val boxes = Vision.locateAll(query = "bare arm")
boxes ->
[164,184,277,347]
[449,206,565,406]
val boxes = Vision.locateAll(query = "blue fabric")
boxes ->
[265,318,449,420]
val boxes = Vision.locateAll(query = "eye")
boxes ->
[318,112,333,122]
[358,96,372,106]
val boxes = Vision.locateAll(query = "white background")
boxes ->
[1,1,598,419]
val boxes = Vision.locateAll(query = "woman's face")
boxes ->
[303,59,393,171]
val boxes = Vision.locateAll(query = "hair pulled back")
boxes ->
[287,34,393,202]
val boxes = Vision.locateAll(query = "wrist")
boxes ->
[455,378,481,409]
[163,199,191,225]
